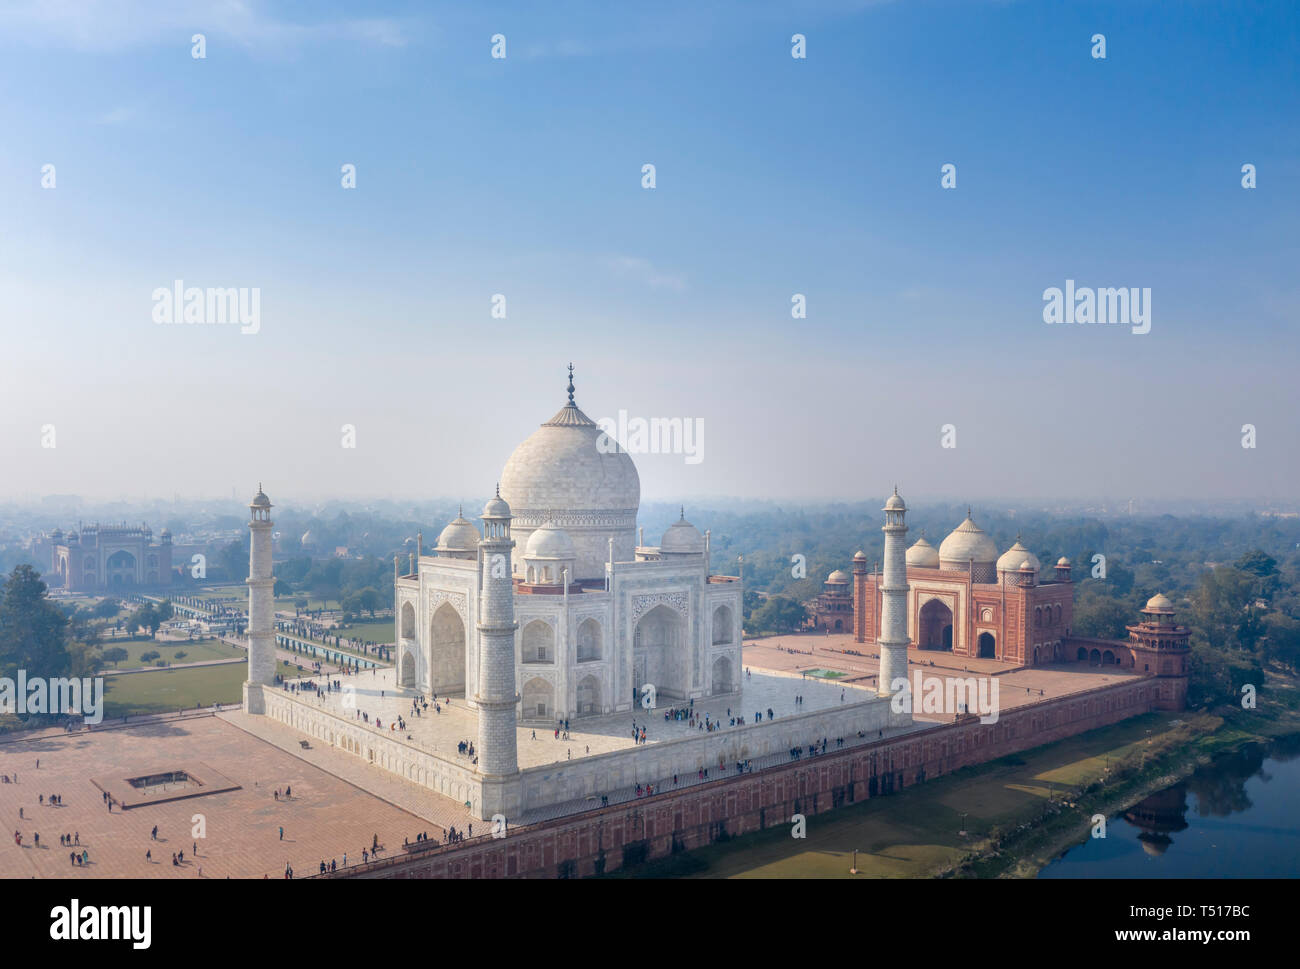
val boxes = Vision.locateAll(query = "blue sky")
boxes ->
[1,0,1297,504]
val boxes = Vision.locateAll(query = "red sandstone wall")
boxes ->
[340,677,1156,880]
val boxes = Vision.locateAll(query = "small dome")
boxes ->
[661,512,705,554]
[1056,556,1071,567]
[939,513,998,568]
[300,530,315,546]
[436,514,480,553]
[160,528,172,541]
[251,488,271,507]
[1145,593,1174,613]
[826,569,850,585]
[51,528,63,540]
[885,489,906,511]
[1019,559,1035,571]
[483,494,511,519]
[906,534,941,569]
[997,539,1040,574]
[853,550,867,561]
[525,521,576,559]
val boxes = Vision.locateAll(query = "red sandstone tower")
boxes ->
[1125,593,1191,711]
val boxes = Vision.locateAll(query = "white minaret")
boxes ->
[878,487,910,697]
[475,487,521,819]
[243,484,275,715]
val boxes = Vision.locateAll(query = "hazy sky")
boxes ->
[1,0,1297,505]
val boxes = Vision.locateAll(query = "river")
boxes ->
[1039,735,1300,878]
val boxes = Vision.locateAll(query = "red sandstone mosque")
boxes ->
[811,509,1191,710]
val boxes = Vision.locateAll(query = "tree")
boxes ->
[358,586,382,617]
[1194,566,1261,653]
[1262,613,1300,671]
[101,647,129,668]
[140,650,161,664]
[92,597,121,619]
[1071,597,1132,640]
[0,565,71,680]
[746,595,808,635]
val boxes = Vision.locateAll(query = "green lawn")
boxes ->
[333,617,395,644]
[98,638,243,671]
[100,660,304,718]
[609,712,1185,879]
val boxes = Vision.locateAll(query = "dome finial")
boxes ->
[567,362,575,405]
[495,482,501,498]
[459,503,463,517]
[680,505,685,521]
[967,505,972,518]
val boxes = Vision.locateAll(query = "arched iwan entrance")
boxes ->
[711,656,734,695]
[634,604,688,700]
[429,602,466,695]
[575,674,601,716]
[399,649,416,688]
[919,598,953,650]
[977,631,996,659]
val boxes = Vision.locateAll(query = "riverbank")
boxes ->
[605,670,1300,878]
[967,678,1300,877]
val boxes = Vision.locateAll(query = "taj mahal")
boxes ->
[240,367,916,822]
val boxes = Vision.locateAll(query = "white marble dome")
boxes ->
[906,534,941,569]
[526,521,576,560]
[661,513,705,555]
[826,569,850,585]
[499,372,640,579]
[938,513,998,575]
[436,512,480,554]
[997,539,1040,575]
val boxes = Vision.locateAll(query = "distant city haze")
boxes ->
[1,1,1296,502]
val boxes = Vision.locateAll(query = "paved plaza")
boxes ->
[743,632,1140,720]
[280,666,866,769]
[0,716,439,879]
[0,635,1142,879]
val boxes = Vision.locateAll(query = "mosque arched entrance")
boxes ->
[400,602,416,640]
[977,632,996,659]
[633,604,688,700]
[918,598,953,651]
[429,602,466,696]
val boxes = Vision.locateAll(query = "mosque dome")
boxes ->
[300,530,315,547]
[251,487,271,508]
[498,366,639,579]
[660,512,705,555]
[938,512,998,569]
[1057,556,1071,567]
[997,539,1040,575]
[526,521,576,560]
[436,512,480,554]
[906,534,941,569]
[826,569,850,585]
[853,550,867,561]
[885,489,906,511]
